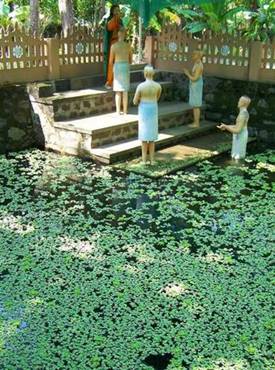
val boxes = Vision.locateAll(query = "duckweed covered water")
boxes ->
[0,147,274,370]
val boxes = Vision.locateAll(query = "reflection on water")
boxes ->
[2,144,273,259]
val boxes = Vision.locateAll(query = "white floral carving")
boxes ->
[75,42,85,55]
[220,45,230,56]
[12,45,24,59]
[168,42,178,53]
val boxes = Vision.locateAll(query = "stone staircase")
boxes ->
[29,65,220,165]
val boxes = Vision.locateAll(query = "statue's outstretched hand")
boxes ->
[217,124,226,131]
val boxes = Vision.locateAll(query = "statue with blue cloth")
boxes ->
[133,66,162,165]
[109,28,133,115]
[217,96,251,160]
[183,50,204,127]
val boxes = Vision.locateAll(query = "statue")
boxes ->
[133,66,162,165]
[102,5,123,89]
[110,28,132,115]
[183,50,204,127]
[217,96,251,160]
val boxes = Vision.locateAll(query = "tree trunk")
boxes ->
[138,16,143,64]
[251,1,258,11]
[58,0,74,36]
[30,0,39,34]
[99,0,105,20]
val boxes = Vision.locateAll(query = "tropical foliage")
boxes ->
[0,148,274,369]
[0,0,274,41]
[242,0,275,41]
[176,0,247,34]
[176,0,275,41]
[148,0,274,41]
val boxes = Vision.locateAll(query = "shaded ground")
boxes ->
[0,146,274,370]
[115,133,256,178]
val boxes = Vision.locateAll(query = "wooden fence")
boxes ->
[1,24,274,85]
[146,25,275,83]
[0,24,104,85]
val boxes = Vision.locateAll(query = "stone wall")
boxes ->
[0,85,43,154]
[159,72,275,143]
[1,76,274,156]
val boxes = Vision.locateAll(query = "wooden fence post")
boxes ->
[144,36,156,66]
[46,38,60,80]
[248,41,262,81]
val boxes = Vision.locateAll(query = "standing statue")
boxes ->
[183,50,204,127]
[110,28,132,115]
[217,96,251,160]
[133,66,162,165]
[102,4,123,89]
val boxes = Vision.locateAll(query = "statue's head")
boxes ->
[238,96,251,108]
[144,65,155,79]
[192,50,204,62]
[110,4,120,17]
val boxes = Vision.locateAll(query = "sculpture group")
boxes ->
[103,5,251,165]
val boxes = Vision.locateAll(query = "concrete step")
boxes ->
[70,68,147,91]
[130,63,147,71]
[90,121,217,164]
[29,65,149,98]
[43,81,174,122]
[54,102,199,148]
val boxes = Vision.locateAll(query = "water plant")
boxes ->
[0,148,274,369]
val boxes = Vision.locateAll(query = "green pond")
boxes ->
[0,146,274,370]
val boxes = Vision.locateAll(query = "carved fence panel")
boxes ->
[59,26,104,78]
[0,25,104,85]
[156,25,192,68]
[260,41,275,81]
[155,25,251,80]
[0,24,49,85]
[153,25,275,83]
[198,31,250,80]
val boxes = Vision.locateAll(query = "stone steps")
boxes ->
[54,102,198,148]
[90,121,217,164]
[29,68,223,167]
[41,80,174,122]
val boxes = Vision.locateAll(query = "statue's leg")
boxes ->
[115,92,122,114]
[141,142,148,164]
[122,92,128,115]
[149,142,156,165]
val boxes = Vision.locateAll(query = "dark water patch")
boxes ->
[143,353,173,370]
[126,255,138,263]
[0,269,9,278]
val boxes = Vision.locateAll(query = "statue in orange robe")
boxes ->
[104,5,122,88]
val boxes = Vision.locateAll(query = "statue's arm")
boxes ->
[224,115,246,134]
[133,86,141,105]
[157,85,162,101]
[109,45,115,65]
